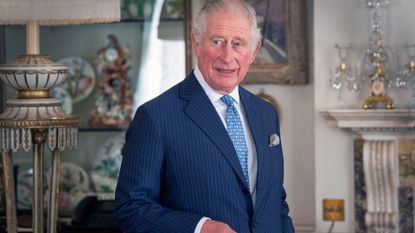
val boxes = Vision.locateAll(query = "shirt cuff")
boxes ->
[194,217,211,233]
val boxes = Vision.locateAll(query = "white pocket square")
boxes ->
[269,133,280,147]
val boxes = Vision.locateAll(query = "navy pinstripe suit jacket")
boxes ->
[115,72,295,233]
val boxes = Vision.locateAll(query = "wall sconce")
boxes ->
[330,44,359,106]
[0,1,120,233]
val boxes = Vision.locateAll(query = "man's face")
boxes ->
[192,10,260,94]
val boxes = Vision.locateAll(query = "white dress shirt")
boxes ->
[193,66,258,233]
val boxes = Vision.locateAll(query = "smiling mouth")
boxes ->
[216,68,237,74]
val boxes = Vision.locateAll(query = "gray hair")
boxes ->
[192,0,261,52]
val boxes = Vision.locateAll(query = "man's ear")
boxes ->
[249,40,261,64]
[191,32,201,58]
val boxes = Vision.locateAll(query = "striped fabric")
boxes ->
[115,72,295,233]
[221,95,249,185]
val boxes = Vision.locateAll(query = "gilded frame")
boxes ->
[244,0,308,84]
[185,0,308,85]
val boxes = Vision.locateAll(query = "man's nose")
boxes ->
[220,44,234,63]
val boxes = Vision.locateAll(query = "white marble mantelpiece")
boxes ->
[320,109,415,134]
[320,109,415,233]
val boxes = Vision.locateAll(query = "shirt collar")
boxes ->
[194,65,240,105]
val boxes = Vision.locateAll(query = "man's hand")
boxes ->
[201,220,236,233]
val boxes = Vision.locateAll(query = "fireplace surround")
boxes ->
[321,109,415,233]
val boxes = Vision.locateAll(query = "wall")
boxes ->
[314,0,415,232]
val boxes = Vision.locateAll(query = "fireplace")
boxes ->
[321,109,415,233]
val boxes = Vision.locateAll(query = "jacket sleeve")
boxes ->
[114,105,203,233]
[275,109,295,233]
[280,186,295,233]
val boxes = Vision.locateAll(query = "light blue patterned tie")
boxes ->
[220,95,249,185]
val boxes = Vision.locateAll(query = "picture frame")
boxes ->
[244,0,308,84]
[185,0,308,85]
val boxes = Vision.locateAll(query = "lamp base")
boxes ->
[0,98,79,128]
[0,98,79,152]
[0,98,80,233]
[0,55,67,94]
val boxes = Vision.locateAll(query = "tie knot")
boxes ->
[220,95,234,108]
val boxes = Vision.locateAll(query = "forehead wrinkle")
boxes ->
[206,25,251,41]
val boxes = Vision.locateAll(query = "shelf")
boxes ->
[120,17,184,23]
[79,128,126,132]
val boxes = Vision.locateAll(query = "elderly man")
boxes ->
[115,0,295,232]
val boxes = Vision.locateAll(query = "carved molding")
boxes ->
[363,139,399,232]
[320,109,415,135]
[0,119,80,129]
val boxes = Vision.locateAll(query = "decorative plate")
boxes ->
[17,163,92,210]
[91,133,124,194]
[57,57,96,103]
[50,87,73,114]
[17,169,48,209]
[58,162,93,210]
[123,0,153,19]
[60,162,90,194]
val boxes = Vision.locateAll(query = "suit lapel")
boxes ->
[239,88,270,210]
[180,73,248,186]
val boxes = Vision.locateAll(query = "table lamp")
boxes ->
[0,1,120,233]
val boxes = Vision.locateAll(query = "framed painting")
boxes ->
[244,0,308,84]
[185,0,308,85]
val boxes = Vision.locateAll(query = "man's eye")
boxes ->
[233,41,244,48]
[213,40,223,45]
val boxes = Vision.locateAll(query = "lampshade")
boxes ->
[0,0,120,25]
